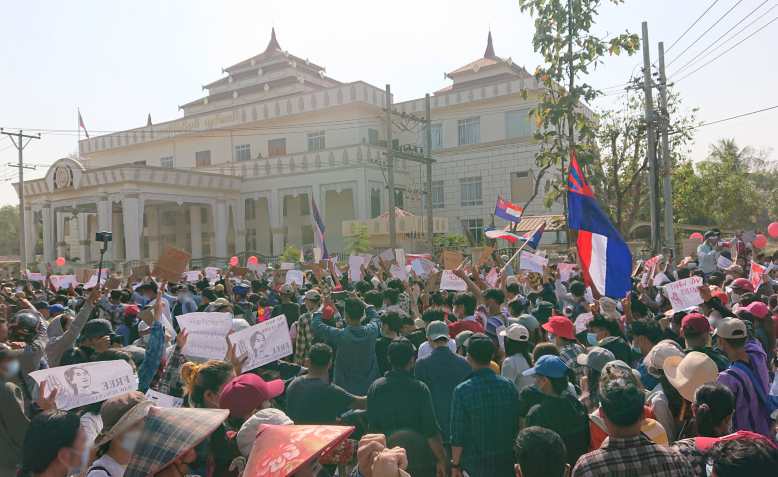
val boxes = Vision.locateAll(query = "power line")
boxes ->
[666,0,723,52]
[670,104,778,135]
[668,0,745,65]
[673,15,778,83]
[673,1,776,76]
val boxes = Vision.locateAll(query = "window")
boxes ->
[505,110,534,139]
[244,199,256,221]
[160,156,174,168]
[511,170,535,204]
[431,180,444,208]
[307,131,325,152]
[367,128,379,146]
[457,117,480,145]
[195,150,211,167]
[200,208,209,224]
[370,188,381,218]
[268,138,286,157]
[133,160,147,166]
[301,225,314,246]
[463,218,485,245]
[394,189,404,209]
[460,176,482,206]
[431,124,443,150]
[299,193,310,216]
[234,144,251,162]
[246,229,257,251]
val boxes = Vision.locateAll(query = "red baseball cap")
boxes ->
[730,278,754,293]
[681,312,711,336]
[218,374,285,419]
[741,301,769,320]
[542,315,576,341]
[710,288,728,306]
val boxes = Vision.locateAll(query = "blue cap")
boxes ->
[522,355,569,378]
[48,304,65,315]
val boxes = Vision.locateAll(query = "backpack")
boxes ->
[729,361,778,414]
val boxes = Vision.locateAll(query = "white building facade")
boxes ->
[17,30,561,268]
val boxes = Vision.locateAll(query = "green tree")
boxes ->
[517,0,639,207]
[0,205,20,255]
[433,233,469,249]
[279,244,301,263]
[345,223,371,254]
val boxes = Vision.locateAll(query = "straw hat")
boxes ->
[94,392,152,447]
[662,351,719,402]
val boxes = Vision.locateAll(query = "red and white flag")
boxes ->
[750,261,766,290]
[78,110,89,138]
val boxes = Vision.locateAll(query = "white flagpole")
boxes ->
[77,107,80,158]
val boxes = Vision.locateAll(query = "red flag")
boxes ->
[750,261,766,290]
[78,111,89,138]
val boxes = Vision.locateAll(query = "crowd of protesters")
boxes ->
[0,228,777,477]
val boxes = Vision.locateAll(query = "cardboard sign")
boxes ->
[75,268,95,284]
[439,270,467,291]
[145,389,183,408]
[442,250,464,270]
[750,261,766,290]
[389,264,408,282]
[348,255,365,282]
[49,275,77,290]
[153,246,191,282]
[717,255,733,270]
[519,251,548,274]
[558,263,576,283]
[474,246,494,267]
[176,312,233,360]
[664,276,704,311]
[29,360,138,411]
[683,238,701,258]
[227,315,293,372]
[105,277,121,290]
[285,270,304,286]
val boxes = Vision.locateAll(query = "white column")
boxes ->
[174,210,187,250]
[212,200,228,258]
[268,190,285,256]
[77,213,90,263]
[23,206,34,264]
[96,195,114,260]
[121,194,142,262]
[189,206,203,259]
[146,207,161,259]
[355,181,369,220]
[55,212,66,258]
[231,199,246,254]
[41,203,55,264]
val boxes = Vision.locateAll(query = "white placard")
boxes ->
[395,249,406,266]
[717,255,733,270]
[411,258,436,278]
[83,272,108,289]
[584,286,595,304]
[145,389,183,408]
[484,268,499,288]
[348,255,365,282]
[653,272,671,286]
[29,361,138,411]
[183,271,201,282]
[389,264,409,282]
[49,275,77,290]
[285,270,304,286]
[280,262,295,271]
[664,276,704,311]
[558,263,576,283]
[177,312,233,359]
[25,272,45,282]
[204,267,220,281]
[379,249,395,263]
[440,270,467,291]
[227,315,293,372]
[519,251,548,274]
[574,312,594,334]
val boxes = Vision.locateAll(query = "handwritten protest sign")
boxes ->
[411,258,436,278]
[439,270,467,291]
[519,251,548,274]
[25,271,44,282]
[49,275,77,290]
[204,267,220,282]
[285,270,304,286]
[717,255,733,270]
[29,361,138,411]
[184,271,201,282]
[348,255,365,282]
[227,315,293,372]
[177,312,232,360]
[664,276,704,310]
[145,389,183,408]
[558,263,576,283]
[442,250,464,270]
[389,264,408,282]
[474,246,494,268]
[153,246,191,282]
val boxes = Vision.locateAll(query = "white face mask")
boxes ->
[120,429,142,453]
[66,444,91,476]
[2,360,20,379]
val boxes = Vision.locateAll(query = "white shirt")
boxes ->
[416,339,457,360]
[87,453,126,477]
[500,354,534,392]
[80,412,103,447]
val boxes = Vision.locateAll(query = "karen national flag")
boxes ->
[494,196,523,223]
[484,226,520,243]
[311,198,329,260]
[568,151,632,298]
[520,222,545,250]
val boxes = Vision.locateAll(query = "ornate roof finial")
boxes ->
[265,27,281,53]
[484,30,496,58]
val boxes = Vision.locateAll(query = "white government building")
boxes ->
[17,30,563,268]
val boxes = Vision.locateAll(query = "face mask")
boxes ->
[586,333,598,346]
[67,444,91,476]
[547,333,555,342]
[120,429,142,453]
[2,360,20,379]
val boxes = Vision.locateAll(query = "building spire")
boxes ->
[484,30,496,58]
[265,27,281,53]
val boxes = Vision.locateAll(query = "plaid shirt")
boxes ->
[560,342,586,385]
[572,434,694,477]
[293,311,314,365]
[451,368,519,477]
[670,438,706,477]
[153,347,186,397]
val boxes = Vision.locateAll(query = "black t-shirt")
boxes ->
[285,376,355,424]
[406,329,427,350]
[525,391,590,465]
[272,303,301,328]
[375,336,392,376]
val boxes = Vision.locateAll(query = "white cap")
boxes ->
[499,323,530,342]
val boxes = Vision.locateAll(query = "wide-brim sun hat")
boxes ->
[662,351,719,402]
[95,392,153,447]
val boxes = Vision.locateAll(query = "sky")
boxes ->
[0,0,775,205]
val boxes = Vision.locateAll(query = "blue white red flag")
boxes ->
[567,151,632,298]
[311,198,329,259]
[484,226,520,243]
[494,196,524,223]
[520,222,546,250]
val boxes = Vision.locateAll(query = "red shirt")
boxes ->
[448,318,485,338]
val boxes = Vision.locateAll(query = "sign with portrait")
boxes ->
[227,315,292,372]
[29,360,138,411]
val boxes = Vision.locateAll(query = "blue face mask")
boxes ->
[586,333,598,346]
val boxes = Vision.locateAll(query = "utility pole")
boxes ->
[657,41,675,251]
[0,129,41,274]
[384,84,397,249]
[640,22,660,254]
[424,94,434,253]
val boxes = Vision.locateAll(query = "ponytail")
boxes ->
[181,360,233,408]
[693,383,735,437]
